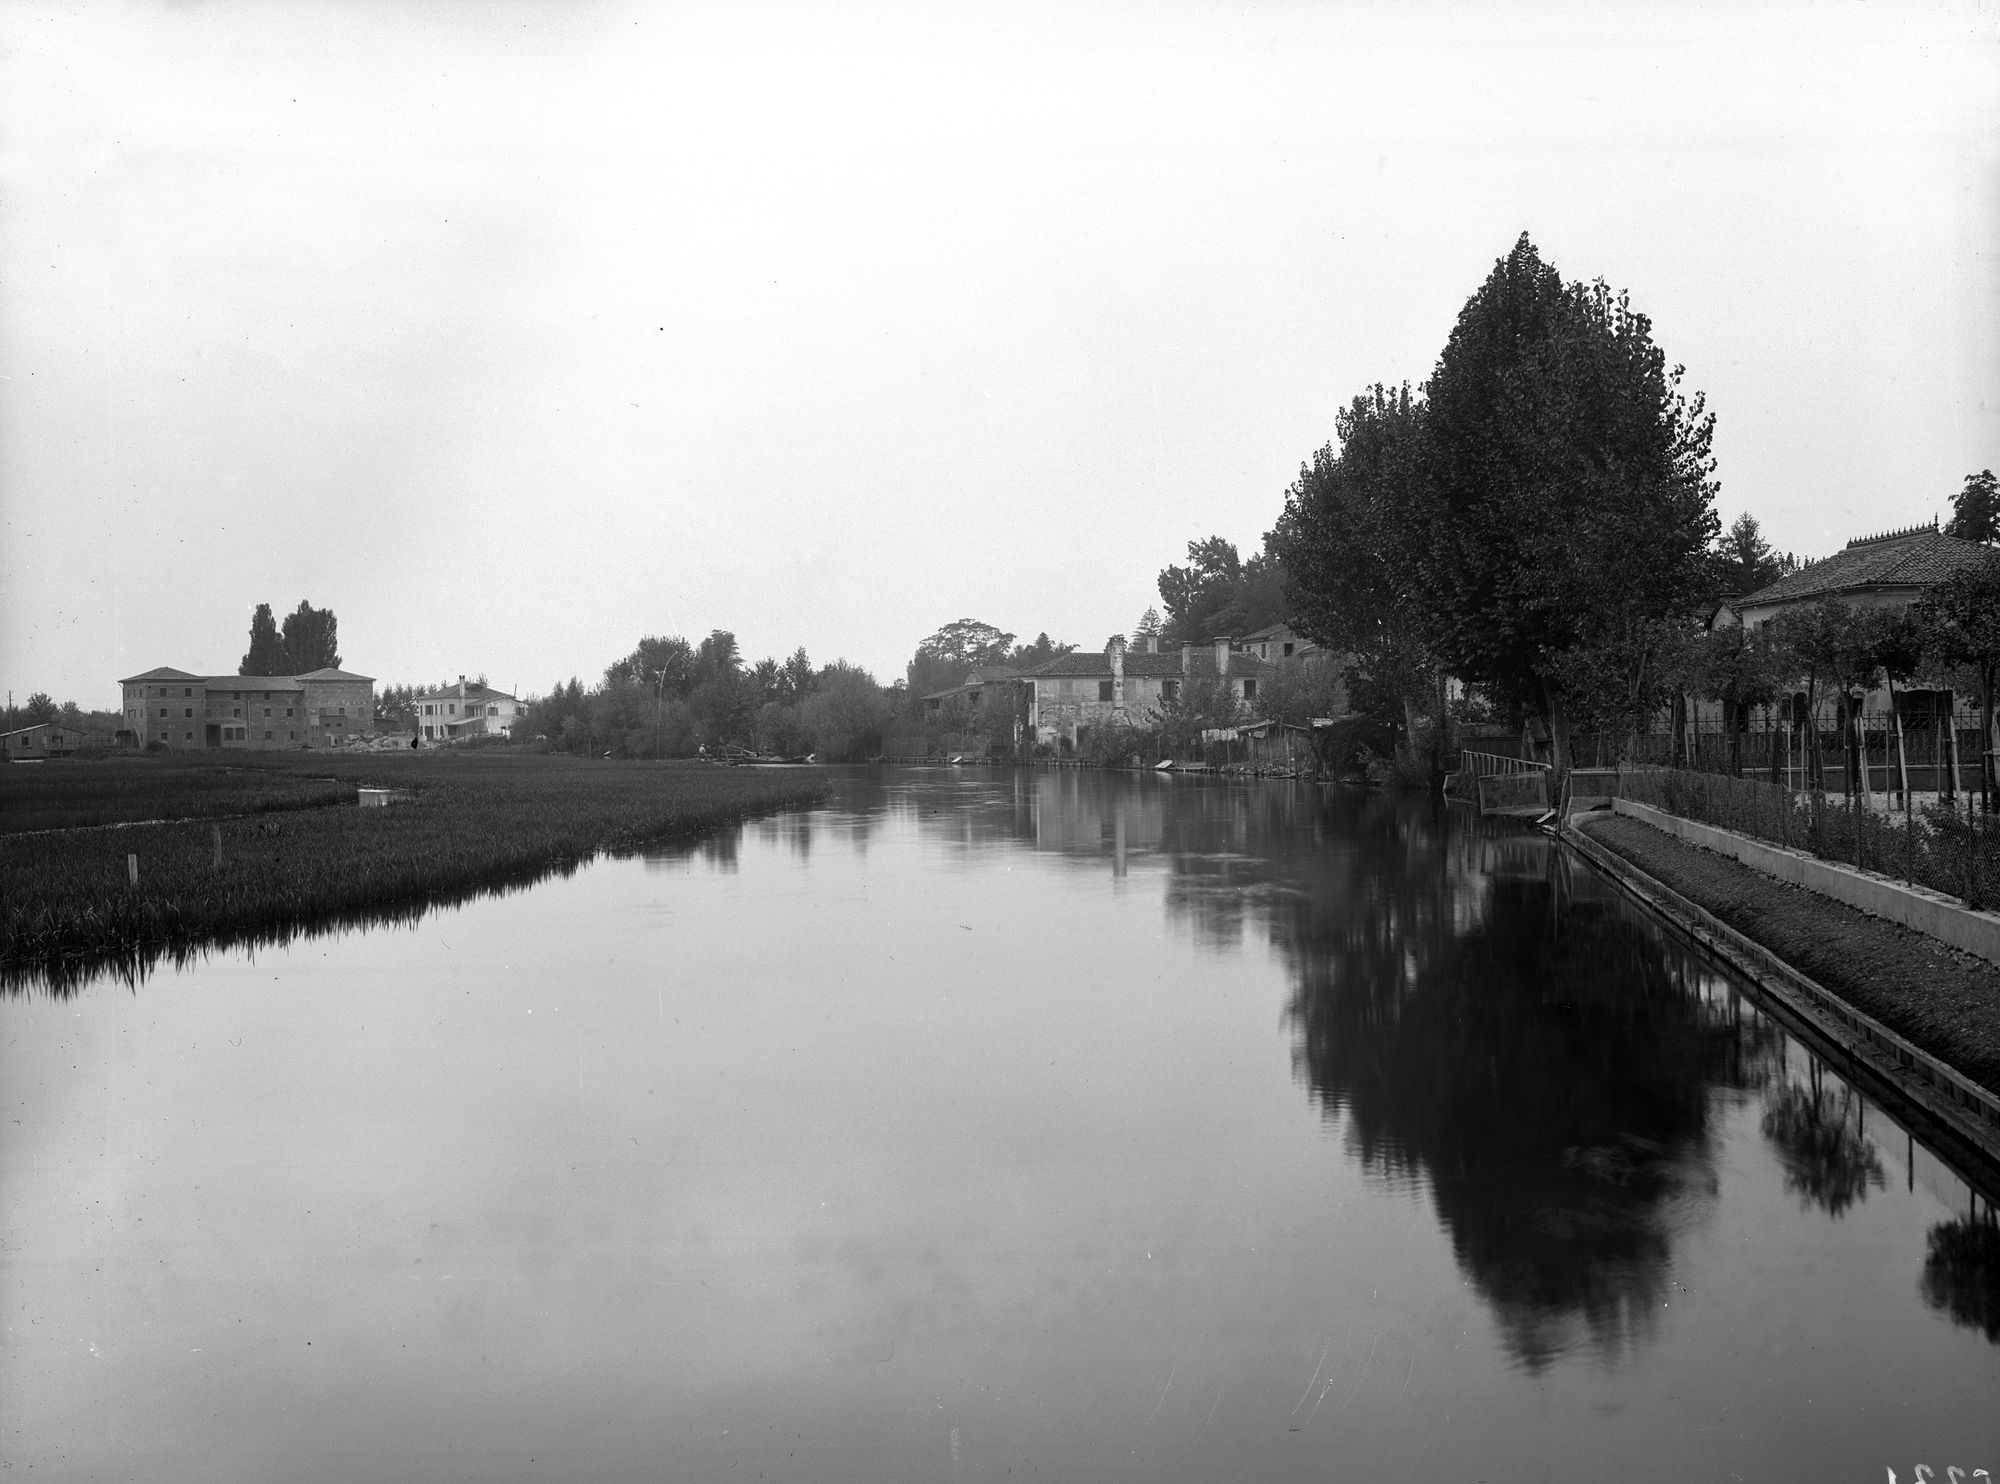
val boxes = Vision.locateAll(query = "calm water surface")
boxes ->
[6,769,1998,1481]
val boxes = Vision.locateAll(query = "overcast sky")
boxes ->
[3,0,1996,708]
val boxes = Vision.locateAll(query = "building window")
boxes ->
[158,707,167,718]
[1241,679,1258,700]
[183,688,192,697]
[285,707,293,717]
[1163,680,1180,702]
[184,732,193,742]
[264,708,271,717]
[159,731,168,741]
[1282,643,1294,657]
[233,708,241,717]
[448,703,457,714]
[265,731,273,740]
[1098,680,1114,702]
[289,731,296,741]
[184,707,193,718]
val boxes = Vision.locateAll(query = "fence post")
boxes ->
[126,853,138,886]
[213,825,223,869]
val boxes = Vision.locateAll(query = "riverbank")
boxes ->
[1575,812,2000,1097]
[1,755,828,994]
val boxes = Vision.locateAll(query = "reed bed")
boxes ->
[0,757,353,834]
[2,756,827,993]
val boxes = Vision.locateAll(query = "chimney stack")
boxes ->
[1180,642,1193,676]
[458,674,466,698]
[1108,636,1125,712]
[1214,639,1231,677]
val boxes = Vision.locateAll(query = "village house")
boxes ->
[1233,621,1324,663]
[2,722,84,759]
[414,677,524,741]
[1721,521,1992,631]
[117,666,377,750]
[1713,520,1991,729]
[1025,636,1276,748]
[920,664,1025,717]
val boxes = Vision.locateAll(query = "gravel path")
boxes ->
[1577,812,2000,1095]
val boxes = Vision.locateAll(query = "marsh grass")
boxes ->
[0,757,353,834]
[2,754,826,995]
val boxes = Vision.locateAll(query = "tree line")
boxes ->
[521,631,892,761]
[1266,231,2000,801]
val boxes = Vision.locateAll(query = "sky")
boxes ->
[2,0,1997,709]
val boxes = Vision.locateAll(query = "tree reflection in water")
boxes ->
[1920,1214,2000,1343]
[1759,1063,1884,1218]
[1261,791,1780,1370]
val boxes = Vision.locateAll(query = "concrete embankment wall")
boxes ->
[1612,797,2000,969]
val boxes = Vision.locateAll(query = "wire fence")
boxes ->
[1616,765,1998,911]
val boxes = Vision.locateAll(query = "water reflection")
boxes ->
[1277,805,1767,1369]
[0,860,589,1001]
[1760,1065,1885,1218]
[1921,1214,2000,1342]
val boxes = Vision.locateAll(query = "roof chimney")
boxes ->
[458,674,466,698]
[1214,639,1231,677]
[1180,642,1193,676]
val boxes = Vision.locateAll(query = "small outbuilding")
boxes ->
[3,723,82,758]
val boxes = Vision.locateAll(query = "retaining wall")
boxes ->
[1613,797,2000,968]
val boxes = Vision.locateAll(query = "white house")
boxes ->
[415,677,524,741]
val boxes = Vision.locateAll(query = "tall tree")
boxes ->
[1917,550,2000,810]
[1276,384,1446,764]
[24,692,58,725]
[1945,469,2000,546]
[1419,234,1720,781]
[1007,632,1076,669]
[605,634,695,698]
[907,619,1015,698]
[1156,534,1289,645]
[277,601,340,672]
[240,603,286,675]
[1713,512,1788,596]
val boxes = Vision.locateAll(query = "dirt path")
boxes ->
[1578,812,2000,1095]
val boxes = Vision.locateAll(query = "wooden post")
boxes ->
[126,853,138,886]
[213,825,223,869]
[1946,694,1963,804]
[1894,700,1910,809]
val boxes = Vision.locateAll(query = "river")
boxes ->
[5,768,1997,1481]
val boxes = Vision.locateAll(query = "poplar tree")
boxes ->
[239,603,286,675]
[1419,234,1720,781]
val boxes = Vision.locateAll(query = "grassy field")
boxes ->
[2,751,828,995]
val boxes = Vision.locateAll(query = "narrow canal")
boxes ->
[5,769,1997,1481]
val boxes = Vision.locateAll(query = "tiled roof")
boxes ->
[296,667,376,683]
[118,666,203,684]
[208,675,304,690]
[1740,528,1994,607]
[413,683,516,702]
[1027,649,1275,679]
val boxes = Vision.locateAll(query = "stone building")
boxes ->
[117,666,376,750]
[1024,636,1275,748]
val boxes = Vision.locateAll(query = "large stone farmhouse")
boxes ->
[118,666,376,750]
